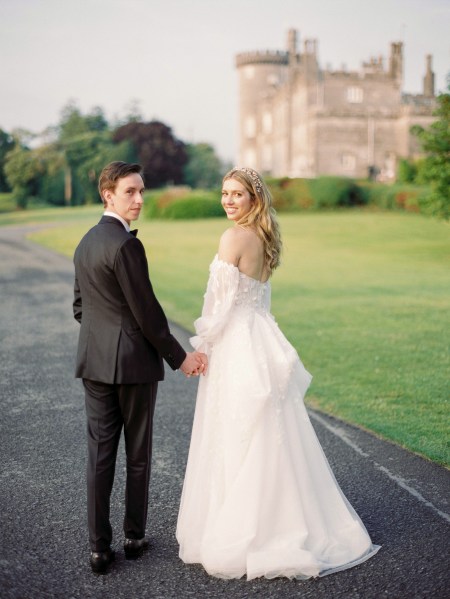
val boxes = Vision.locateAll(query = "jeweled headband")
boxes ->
[233,167,263,194]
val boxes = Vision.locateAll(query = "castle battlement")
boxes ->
[323,68,393,83]
[402,93,436,107]
[236,50,289,68]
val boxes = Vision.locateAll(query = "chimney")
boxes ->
[423,54,435,97]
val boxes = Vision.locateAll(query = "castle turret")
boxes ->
[287,28,298,66]
[235,48,288,167]
[389,42,403,83]
[423,54,435,97]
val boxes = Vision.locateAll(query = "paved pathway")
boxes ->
[0,225,449,598]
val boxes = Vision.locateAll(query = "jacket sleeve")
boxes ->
[114,237,186,370]
[190,258,240,355]
[73,273,82,324]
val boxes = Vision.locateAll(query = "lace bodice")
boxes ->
[190,255,271,354]
[235,270,271,312]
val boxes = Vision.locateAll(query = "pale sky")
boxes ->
[0,0,448,161]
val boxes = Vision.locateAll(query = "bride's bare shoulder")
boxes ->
[218,227,243,265]
[220,226,256,251]
[218,226,266,279]
[220,226,239,242]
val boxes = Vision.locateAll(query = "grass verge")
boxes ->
[20,208,450,466]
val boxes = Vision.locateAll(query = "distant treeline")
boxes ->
[0,101,228,208]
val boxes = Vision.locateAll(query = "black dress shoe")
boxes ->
[90,548,115,574]
[124,536,150,560]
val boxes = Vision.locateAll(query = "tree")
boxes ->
[0,129,15,192]
[56,102,112,204]
[397,158,417,183]
[411,80,450,219]
[4,144,45,208]
[119,99,144,125]
[59,101,108,141]
[113,121,187,188]
[183,143,223,189]
[3,103,135,207]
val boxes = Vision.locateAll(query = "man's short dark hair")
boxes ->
[98,162,143,205]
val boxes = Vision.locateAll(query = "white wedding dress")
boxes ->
[176,255,380,580]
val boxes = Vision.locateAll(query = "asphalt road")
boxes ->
[0,224,449,599]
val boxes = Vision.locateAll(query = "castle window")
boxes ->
[342,153,356,171]
[262,112,272,134]
[347,87,363,103]
[245,116,256,138]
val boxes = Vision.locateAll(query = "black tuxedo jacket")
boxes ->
[73,215,186,384]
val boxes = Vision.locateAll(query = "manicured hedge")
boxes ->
[266,176,368,210]
[144,188,223,220]
[358,182,430,213]
[143,179,432,220]
[308,177,368,208]
[266,177,314,211]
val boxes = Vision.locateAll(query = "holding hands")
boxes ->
[180,351,208,378]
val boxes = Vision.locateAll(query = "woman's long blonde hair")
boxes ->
[223,167,282,275]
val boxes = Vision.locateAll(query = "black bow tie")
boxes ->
[130,229,138,237]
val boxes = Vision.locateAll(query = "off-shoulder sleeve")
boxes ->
[190,256,240,354]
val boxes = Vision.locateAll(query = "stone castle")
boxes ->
[236,29,437,180]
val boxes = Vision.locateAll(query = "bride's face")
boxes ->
[221,178,253,221]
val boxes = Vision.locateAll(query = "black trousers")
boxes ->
[83,379,158,552]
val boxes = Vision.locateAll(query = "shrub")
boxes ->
[360,182,431,213]
[13,188,29,209]
[37,170,65,206]
[143,191,162,219]
[414,159,430,185]
[286,179,315,209]
[143,179,432,220]
[397,159,417,183]
[309,177,368,209]
[144,187,223,220]
[156,187,192,208]
[163,196,224,219]
[267,177,314,211]
[359,182,396,209]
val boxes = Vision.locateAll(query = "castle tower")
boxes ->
[286,29,299,173]
[287,28,298,66]
[235,45,289,168]
[423,54,435,97]
[389,42,403,84]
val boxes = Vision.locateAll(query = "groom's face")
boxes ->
[104,173,145,224]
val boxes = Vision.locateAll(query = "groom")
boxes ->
[73,161,207,574]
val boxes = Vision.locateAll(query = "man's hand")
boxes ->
[180,352,208,378]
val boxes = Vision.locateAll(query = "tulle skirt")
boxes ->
[177,310,380,580]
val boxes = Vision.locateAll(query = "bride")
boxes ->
[176,167,380,580]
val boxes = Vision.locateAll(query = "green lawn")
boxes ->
[18,207,450,466]
[0,203,101,226]
[0,192,16,213]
